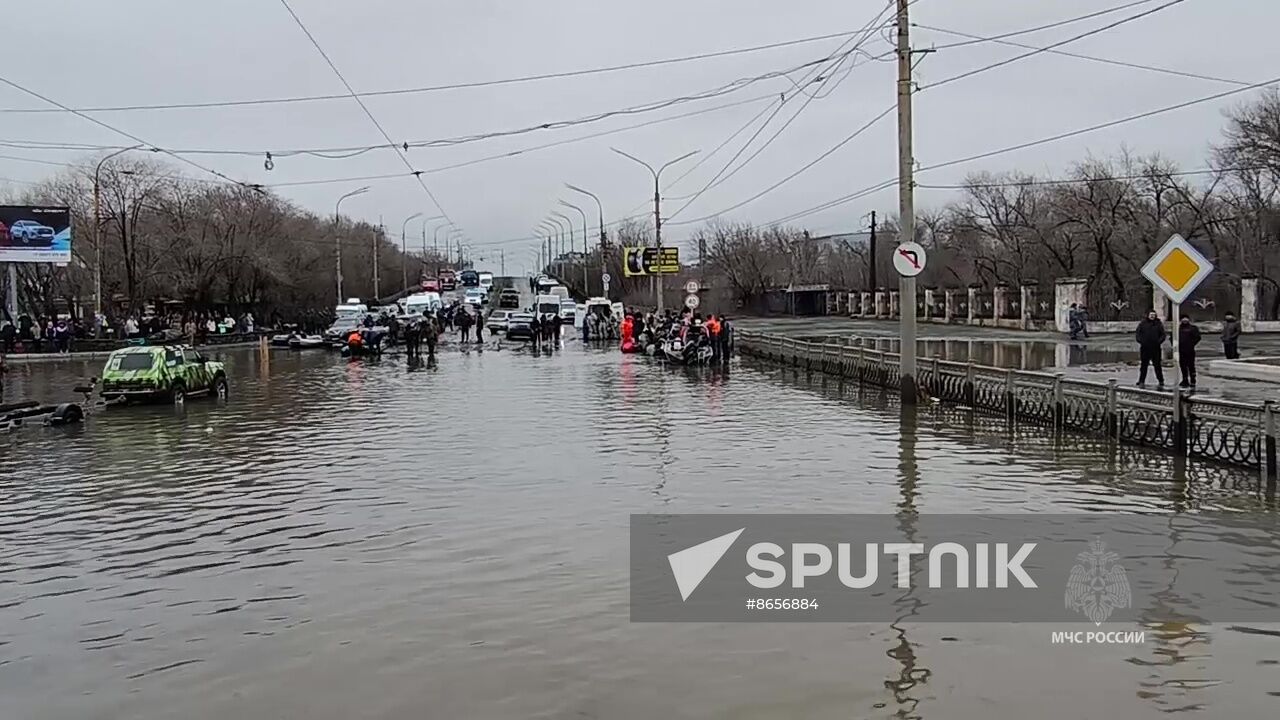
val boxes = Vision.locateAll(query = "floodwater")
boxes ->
[1,343,1278,720]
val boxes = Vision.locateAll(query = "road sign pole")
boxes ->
[1171,301,1180,381]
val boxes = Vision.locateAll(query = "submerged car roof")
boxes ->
[110,344,188,354]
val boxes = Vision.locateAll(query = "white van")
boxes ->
[548,285,570,302]
[334,299,368,321]
[534,294,561,319]
[403,292,442,316]
[478,272,494,291]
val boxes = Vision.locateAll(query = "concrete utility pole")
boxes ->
[896,0,918,404]
[566,183,606,289]
[613,148,699,315]
[868,210,878,291]
[335,186,370,303]
[374,217,383,301]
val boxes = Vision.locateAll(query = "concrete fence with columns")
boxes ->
[846,276,1277,333]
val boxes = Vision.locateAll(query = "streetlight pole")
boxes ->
[551,211,575,288]
[559,200,589,294]
[92,144,143,335]
[566,183,606,293]
[612,148,699,315]
[400,212,423,294]
[335,186,370,303]
[548,216,569,281]
[432,221,453,275]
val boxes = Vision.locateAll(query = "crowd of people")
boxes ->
[617,307,735,364]
[1132,310,1241,390]
[1,316,82,354]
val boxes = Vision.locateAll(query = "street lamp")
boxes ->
[559,199,589,294]
[335,186,370,303]
[551,211,576,291]
[430,220,454,270]
[400,212,423,293]
[612,148,699,314]
[419,215,444,278]
[93,144,143,335]
[546,215,569,280]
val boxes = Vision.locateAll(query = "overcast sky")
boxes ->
[2,0,1273,275]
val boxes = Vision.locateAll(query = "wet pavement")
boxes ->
[1,341,1279,719]
[738,316,1280,403]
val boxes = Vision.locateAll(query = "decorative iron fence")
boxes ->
[737,331,1279,488]
[1086,279,1149,321]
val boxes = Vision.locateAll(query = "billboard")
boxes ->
[0,205,72,263]
[622,246,680,277]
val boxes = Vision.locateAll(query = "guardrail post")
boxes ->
[964,363,975,407]
[931,357,941,398]
[1172,389,1187,457]
[1106,379,1118,439]
[1005,370,1016,423]
[1265,400,1277,500]
[857,346,866,384]
[1053,373,1065,428]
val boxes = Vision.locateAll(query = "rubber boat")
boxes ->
[288,334,325,349]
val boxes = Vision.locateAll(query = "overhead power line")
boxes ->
[923,0,1160,50]
[0,75,252,190]
[916,24,1250,87]
[275,0,450,221]
[922,0,1188,91]
[761,76,1280,227]
[916,166,1272,190]
[666,0,1193,225]
[0,27,877,115]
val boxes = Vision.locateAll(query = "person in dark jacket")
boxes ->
[1178,315,1202,389]
[1135,310,1166,389]
[529,314,542,353]
[1221,312,1241,360]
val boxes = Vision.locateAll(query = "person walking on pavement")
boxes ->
[1068,303,1084,340]
[1221,312,1241,359]
[1178,315,1202,389]
[1135,310,1166,389]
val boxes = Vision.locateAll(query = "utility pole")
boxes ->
[335,186,370,303]
[868,210,878,291]
[501,249,506,276]
[374,218,382,301]
[896,0,918,404]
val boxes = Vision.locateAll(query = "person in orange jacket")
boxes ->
[704,315,721,362]
[620,314,635,343]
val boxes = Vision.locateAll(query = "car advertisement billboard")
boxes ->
[0,205,72,263]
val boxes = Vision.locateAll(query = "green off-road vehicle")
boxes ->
[99,345,229,404]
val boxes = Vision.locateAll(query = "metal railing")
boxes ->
[737,330,1279,492]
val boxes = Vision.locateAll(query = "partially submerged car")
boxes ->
[100,345,228,403]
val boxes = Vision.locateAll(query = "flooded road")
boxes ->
[2,344,1278,719]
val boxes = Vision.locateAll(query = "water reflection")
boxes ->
[884,403,930,719]
[806,335,1138,371]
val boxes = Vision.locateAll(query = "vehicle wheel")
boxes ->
[170,381,187,404]
[213,376,229,400]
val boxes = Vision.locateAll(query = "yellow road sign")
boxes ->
[1140,234,1213,303]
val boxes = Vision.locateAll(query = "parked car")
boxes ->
[464,287,487,306]
[486,309,514,336]
[420,278,441,293]
[8,219,55,247]
[100,346,228,404]
[439,270,457,291]
[505,312,536,341]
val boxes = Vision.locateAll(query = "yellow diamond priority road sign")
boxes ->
[1140,234,1213,304]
